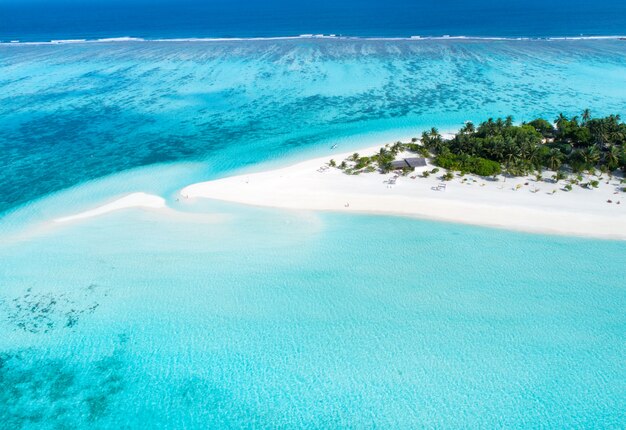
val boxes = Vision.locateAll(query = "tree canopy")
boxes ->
[420,111,626,176]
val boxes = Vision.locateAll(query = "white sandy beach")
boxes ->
[54,192,166,223]
[181,143,626,240]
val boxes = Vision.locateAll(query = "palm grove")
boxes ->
[422,111,626,178]
[334,111,626,183]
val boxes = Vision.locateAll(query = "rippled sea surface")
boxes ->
[1,39,625,428]
[1,201,625,428]
[2,0,626,41]
[2,39,626,213]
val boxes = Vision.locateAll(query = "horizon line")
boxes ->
[2,34,626,46]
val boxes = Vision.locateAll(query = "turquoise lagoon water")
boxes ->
[1,199,625,428]
[1,39,626,427]
[3,39,626,213]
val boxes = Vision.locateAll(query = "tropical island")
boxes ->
[181,111,626,240]
[331,111,626,184]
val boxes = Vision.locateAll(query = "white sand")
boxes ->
[54,192,166,223]
[181,144,626,240]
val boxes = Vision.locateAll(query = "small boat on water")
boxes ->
[331,144,338,149]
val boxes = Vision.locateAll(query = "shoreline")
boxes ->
[181,142,626,240]
[54,192,165,223]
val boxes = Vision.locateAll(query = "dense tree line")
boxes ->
[419,111,626,177]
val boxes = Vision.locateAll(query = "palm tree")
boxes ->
[582,109,591,125]
[552,171,567,183]
[390,142,403,154]
[525,144,542,169]
[422,128,445,154]
[490,141,506,162]
[604,146,620,171]
[555,113,568,131]
[546,149,564,171]
[504,141,521,167]
[495,118,504,131]
[461,121,475,134]
[591,118,610,147]
[608,127,625,146]
[581,146,600,171]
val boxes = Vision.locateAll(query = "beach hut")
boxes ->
[405,157,427,168]
[391,160,409,169]
[390,157,427,170]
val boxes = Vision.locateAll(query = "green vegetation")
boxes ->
[420,112,626,177]
[334,142,407,175]
[552,171,567,183]
[434,153,501,176]
[331,111,625,184]
[442,172,454,181]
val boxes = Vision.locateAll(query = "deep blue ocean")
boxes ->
[2,0,626,42]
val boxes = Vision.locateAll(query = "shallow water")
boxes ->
[2,39,626,213]
[1,200,624,428]
[1,37,626,428]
